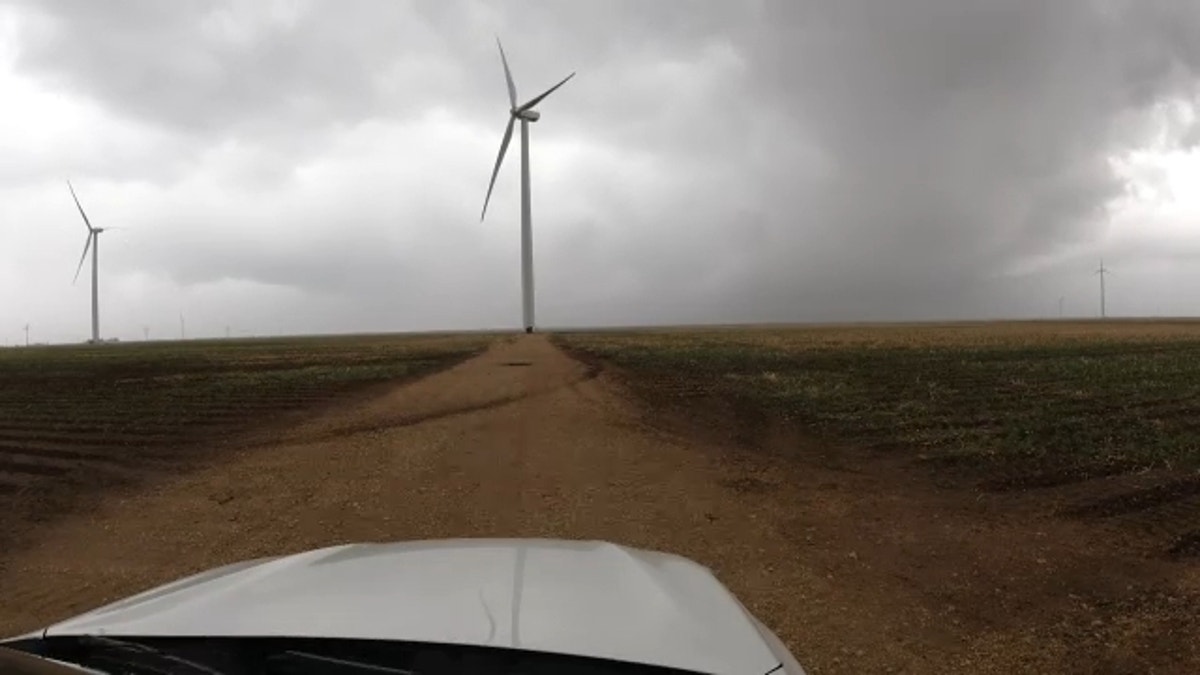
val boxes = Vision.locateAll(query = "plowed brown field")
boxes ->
[1,332,1197,674]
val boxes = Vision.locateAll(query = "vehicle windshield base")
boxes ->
[2,636,711,675]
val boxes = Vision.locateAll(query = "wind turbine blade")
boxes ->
[72,232,93,284]
[481,116,516,221]
[497,37,517,108]
[67,180,95,232]
[517,72,575,112]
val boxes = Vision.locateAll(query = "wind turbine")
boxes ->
[68,181,111,343]
[480,38,575,334]
[1095,259,1111,318]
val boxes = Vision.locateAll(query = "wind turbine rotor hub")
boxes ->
[515,108,541,122]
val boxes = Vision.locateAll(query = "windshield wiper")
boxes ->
[267,650,415,675]
[72,636,227,675]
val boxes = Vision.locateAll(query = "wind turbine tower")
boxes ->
[481,38,575,334]
[67,181,110,343]
[1095,259,1110,318]
[23,323,29,347]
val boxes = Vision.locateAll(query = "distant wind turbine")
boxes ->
[180,313,186,340]
[68,181,119,343]
[480,38,575,334]
[1095,259,1111,318]
[23,323,29,347]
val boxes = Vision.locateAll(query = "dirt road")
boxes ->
[0,336,1196,673]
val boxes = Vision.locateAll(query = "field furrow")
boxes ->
[0,444,150,465]
[0,459,71,478]
[0,430,174,447]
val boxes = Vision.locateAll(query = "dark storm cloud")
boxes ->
[6,0,1200,339]
[11,0,461,136]
[704,0,1200,320]
[10,1,734,134]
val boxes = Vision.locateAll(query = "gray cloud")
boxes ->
[12,1,453,134]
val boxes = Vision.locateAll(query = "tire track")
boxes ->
[267,356,603,445]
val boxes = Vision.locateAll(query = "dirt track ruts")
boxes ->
[0,335,1197,674]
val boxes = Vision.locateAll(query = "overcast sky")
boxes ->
[4,0,1200,343]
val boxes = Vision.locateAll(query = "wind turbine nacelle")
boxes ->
[516,109,541,122]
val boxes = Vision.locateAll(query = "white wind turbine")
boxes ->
[1095,258,1111,318]
[68,181,116,343]
[480,38,575,334]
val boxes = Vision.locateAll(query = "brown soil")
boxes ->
[1,335,1197,674]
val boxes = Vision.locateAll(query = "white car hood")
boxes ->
[37,539,783,675]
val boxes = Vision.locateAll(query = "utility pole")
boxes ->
[1095,259,1110,318]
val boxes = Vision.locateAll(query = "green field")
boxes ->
[555,321,1200,479]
